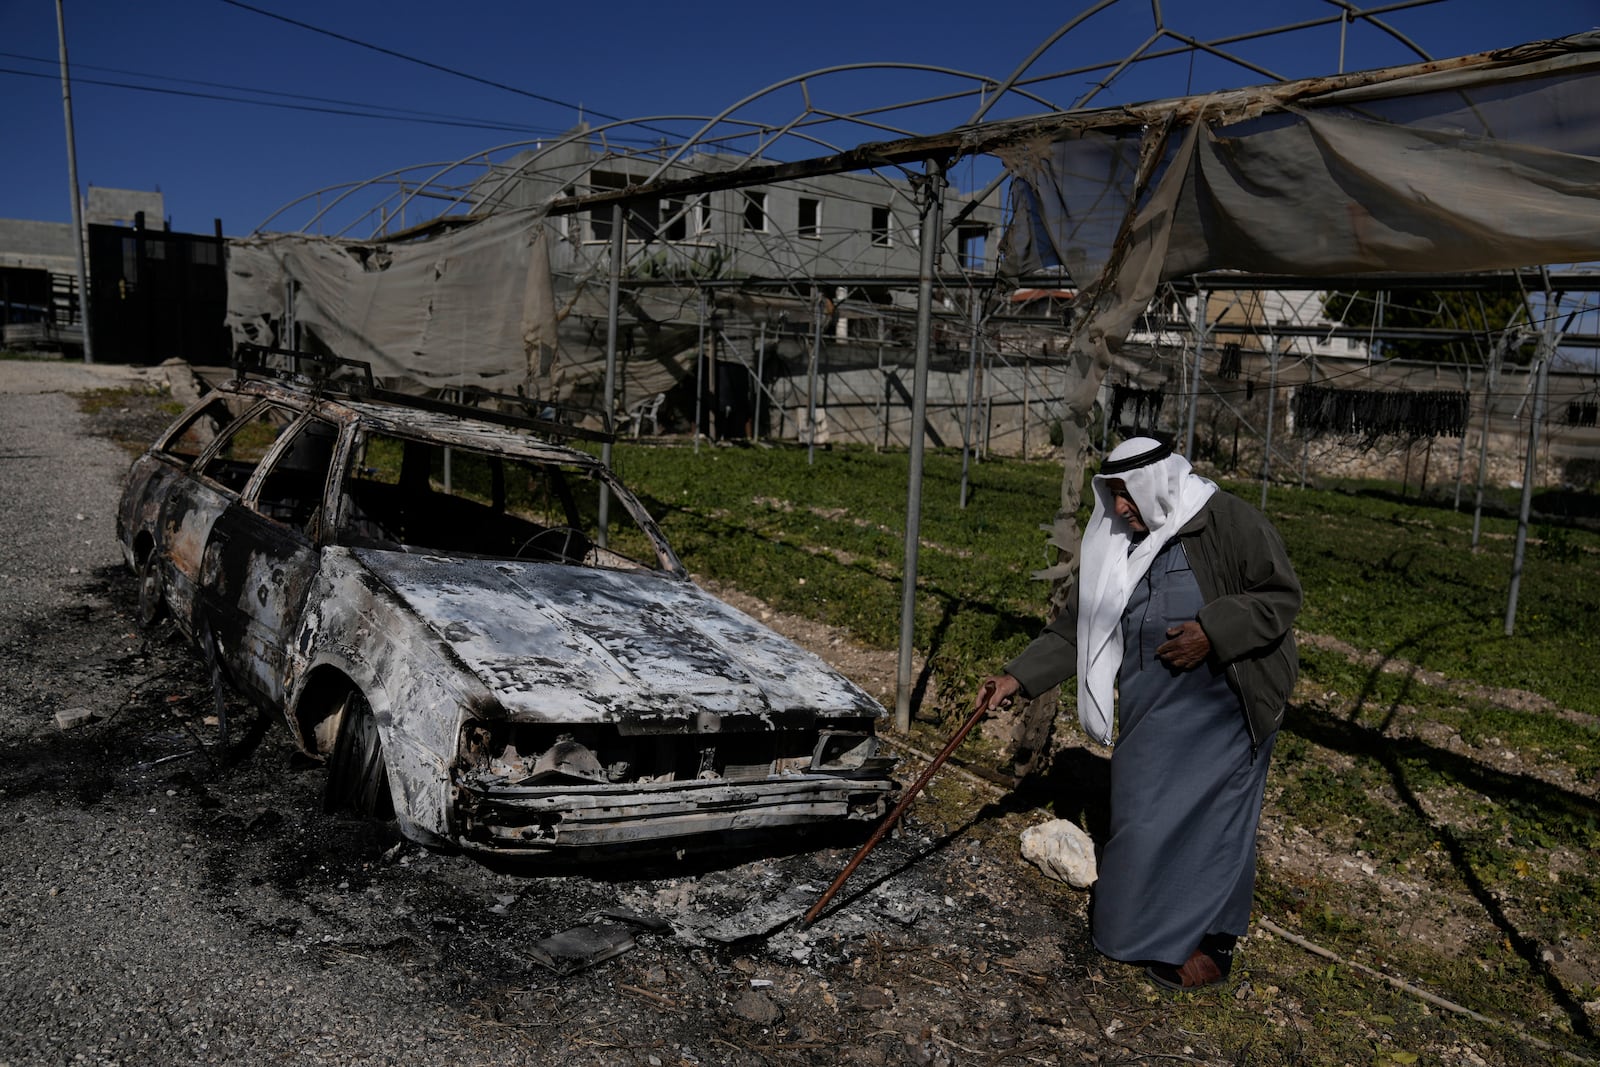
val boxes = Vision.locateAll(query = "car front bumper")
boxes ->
[452,773,897,852]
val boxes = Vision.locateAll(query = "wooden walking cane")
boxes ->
[803,690,996,926]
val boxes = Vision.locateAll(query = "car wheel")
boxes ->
[324,690,394,820]
[136,550,166,628]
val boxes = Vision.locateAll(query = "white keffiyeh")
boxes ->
[1075,438,1217,745]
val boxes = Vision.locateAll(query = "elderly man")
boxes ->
[976,436,1300,990]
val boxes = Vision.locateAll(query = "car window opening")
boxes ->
[340,431,659,570]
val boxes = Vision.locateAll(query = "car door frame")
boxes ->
[156,396,277,639]
[198,410,348,710]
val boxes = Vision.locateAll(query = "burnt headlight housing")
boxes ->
[810,730,886,773]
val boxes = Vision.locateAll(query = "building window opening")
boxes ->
[958,226,987,270]
[587,172,627,242]
[742,191,768,233]
[797,197,820,239]
[663,197,687,242]
[870,206,892,247]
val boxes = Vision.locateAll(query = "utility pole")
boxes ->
[56,0,93,363]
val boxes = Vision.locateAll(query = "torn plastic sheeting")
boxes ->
[226,208,557,395]
[1000,35,1600,283]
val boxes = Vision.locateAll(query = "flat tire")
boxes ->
[323,690,393,820]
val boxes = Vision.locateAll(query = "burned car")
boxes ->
[118,349,896,854]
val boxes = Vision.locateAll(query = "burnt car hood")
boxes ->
[353,549,883,727]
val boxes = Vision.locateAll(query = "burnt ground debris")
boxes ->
[0,384,1169,1067]
[3,373,1597,1065]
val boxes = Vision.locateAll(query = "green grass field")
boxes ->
[604,439,1598,715]
[603,438,1600,1062]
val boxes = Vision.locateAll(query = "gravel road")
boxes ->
[0,380,556,1064]
[0,365,1154,1067]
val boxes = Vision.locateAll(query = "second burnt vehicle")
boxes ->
[118,347,896,854]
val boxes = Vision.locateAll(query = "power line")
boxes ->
[0,49,566,131]
[216,0,620,123]
[1,65,572,137]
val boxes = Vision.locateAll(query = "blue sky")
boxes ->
[3,0,1597,237]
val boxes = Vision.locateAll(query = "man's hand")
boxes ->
[1156,620,1211,671]
[974,674,1022,715]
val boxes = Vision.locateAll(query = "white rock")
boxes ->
[54,706,98,730]
[1019,819,1098,887]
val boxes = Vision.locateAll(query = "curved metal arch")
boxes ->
[259,61,1059,238]
[263,107,923,239]
[465,113,861,222]
[969,0,1124,124]
[969,0,1443,124]
[317,143,540,237]
[642,60,1061,187]
[255,1,1460,240]
[254,151,535,235]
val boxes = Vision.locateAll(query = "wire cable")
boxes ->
[215,0,607,120]
[0,66,569,136]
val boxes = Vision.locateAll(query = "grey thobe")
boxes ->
[1092,541,1276,966]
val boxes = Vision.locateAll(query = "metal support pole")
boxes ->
[807,296,823,466]
[1300,352,1317,489]
[754,322,767,444]
[1472,341,1503,550]
[1504,355,1547,636]
[877,339,889,452]
[597,203,623,547]
[693,289,706,454]
[1260,334,1278,510]
[1505,298,1558,636]
[1184,289,1206,458]
[55,0,92,364]
[959,292,981,509]
[895,162,945,733]
[283,280,297,351]
[1453,366,1471,510]
[1021,354,1032,459]
[1101,381,1110,454]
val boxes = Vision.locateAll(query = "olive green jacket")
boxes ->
[1005,490,1301,749]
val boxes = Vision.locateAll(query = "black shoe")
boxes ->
[1139,953,1222,991]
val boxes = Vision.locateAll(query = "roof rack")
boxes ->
[232,343,615,445]
[234,343,374,391]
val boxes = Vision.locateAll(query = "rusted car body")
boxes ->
[118,355,896,854]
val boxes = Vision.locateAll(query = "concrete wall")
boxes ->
[85,187,164,227]
[473,139,1003,280]
[0,219,75,273]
